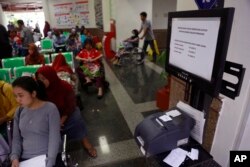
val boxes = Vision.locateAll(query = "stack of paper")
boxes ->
[20,155,46,167]
[177,101,205,144]
[166,109,181,117]
[187,148,199,160]
[159,115,172,122]
[158,109,182,123]
[163,148,199,167]
[163,148,188,167]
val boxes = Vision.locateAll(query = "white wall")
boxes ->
[176,0,250,166]
[0,4,3,25]
[102,0,110,32]
[47,0,96,29]
[41,0,51,23]
[211,1,250,166]
[238,84,250,150]
[113,0,152,48]
[176,0,197,11]
[152,0,177,29]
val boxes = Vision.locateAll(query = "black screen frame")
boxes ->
[166,8,235,96]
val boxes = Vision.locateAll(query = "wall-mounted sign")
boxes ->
[53,1,89,27]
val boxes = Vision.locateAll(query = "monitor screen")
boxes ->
[170,17,220,81]
[166,8,234,96]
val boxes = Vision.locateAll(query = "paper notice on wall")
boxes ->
[177,101,205,144]
[53,1,90,27]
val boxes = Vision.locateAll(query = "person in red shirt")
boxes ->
[76,39,104,98]
[36,66,97,158]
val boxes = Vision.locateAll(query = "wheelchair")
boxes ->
[113,42,143,66]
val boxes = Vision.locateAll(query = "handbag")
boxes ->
[54,153,66,167]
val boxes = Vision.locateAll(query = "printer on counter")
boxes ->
[134,108,195,156]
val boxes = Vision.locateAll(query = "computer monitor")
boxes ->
[166,8,234,96]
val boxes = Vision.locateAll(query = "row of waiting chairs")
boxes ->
[0,52,74,83]
[1,52,73,68]
[40,32,72,54]
[0,65,41,83]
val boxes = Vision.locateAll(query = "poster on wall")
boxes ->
[53,1,89,28]
[94,0,103,29]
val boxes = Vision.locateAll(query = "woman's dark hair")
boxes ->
[12,76,47,100]
[83,38,94,48]
[132,29,139,36]
[80,25,86,33]
[17,20,24,26]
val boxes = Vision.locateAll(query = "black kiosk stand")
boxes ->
[135,7,245,167]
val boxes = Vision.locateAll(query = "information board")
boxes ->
[169,17,220,81]
[53,1,89,27]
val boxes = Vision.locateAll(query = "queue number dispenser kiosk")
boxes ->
[135,108,195,156]
[135,7,245,158]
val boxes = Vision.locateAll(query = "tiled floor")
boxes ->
[108,60,166,104]
[67,58,220,167]
[67,59,166,166]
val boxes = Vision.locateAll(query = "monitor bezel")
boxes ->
[165,8,235,96]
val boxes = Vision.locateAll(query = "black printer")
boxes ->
[134,108,195,156]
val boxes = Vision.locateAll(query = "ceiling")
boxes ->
[0,1,43,12]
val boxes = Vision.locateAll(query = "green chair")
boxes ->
[63,31,70,39]
[14,65,42,78]
[1,57,25,69]
[44,54,51,64]
[41,39,54,53]
[62,52,73,62]
[67,61,75,72]
[0,68,12,83]
[51,53,57,62]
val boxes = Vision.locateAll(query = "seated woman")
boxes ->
[76,39,104,98]
[25,43,45,65]
[46,31,53,40]
[66,31,81,56]
[52,53,78,94]
[36,66,97,158]
[111,29,139,66]
[53,30,67,53]
[0,80,19,140]
[10,76,61,167]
